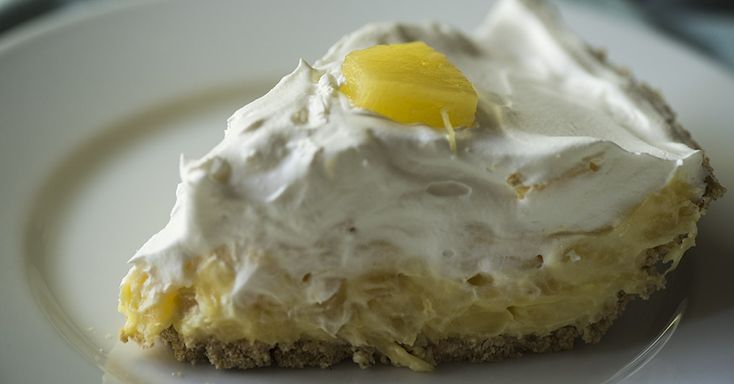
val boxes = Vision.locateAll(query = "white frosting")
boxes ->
[129,0,705,305]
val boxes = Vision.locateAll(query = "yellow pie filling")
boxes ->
[120,177,700,371]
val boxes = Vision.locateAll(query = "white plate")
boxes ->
[1,1,732,383]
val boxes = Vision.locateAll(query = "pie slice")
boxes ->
[118,0,725,371]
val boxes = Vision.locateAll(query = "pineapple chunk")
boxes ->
[340,41,478,129]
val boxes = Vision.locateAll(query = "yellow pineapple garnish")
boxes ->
[340,41,478,129]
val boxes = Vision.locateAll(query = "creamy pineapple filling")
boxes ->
[120,176,701,370]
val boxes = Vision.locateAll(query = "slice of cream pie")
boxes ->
[119,0,724,371]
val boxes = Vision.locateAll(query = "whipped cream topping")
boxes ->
[129,0,705,305]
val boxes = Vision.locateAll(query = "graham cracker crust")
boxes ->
[159,302,619,369]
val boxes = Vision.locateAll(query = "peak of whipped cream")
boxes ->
[130,0,705,298]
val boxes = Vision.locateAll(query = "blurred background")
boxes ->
[2,0,733,71]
